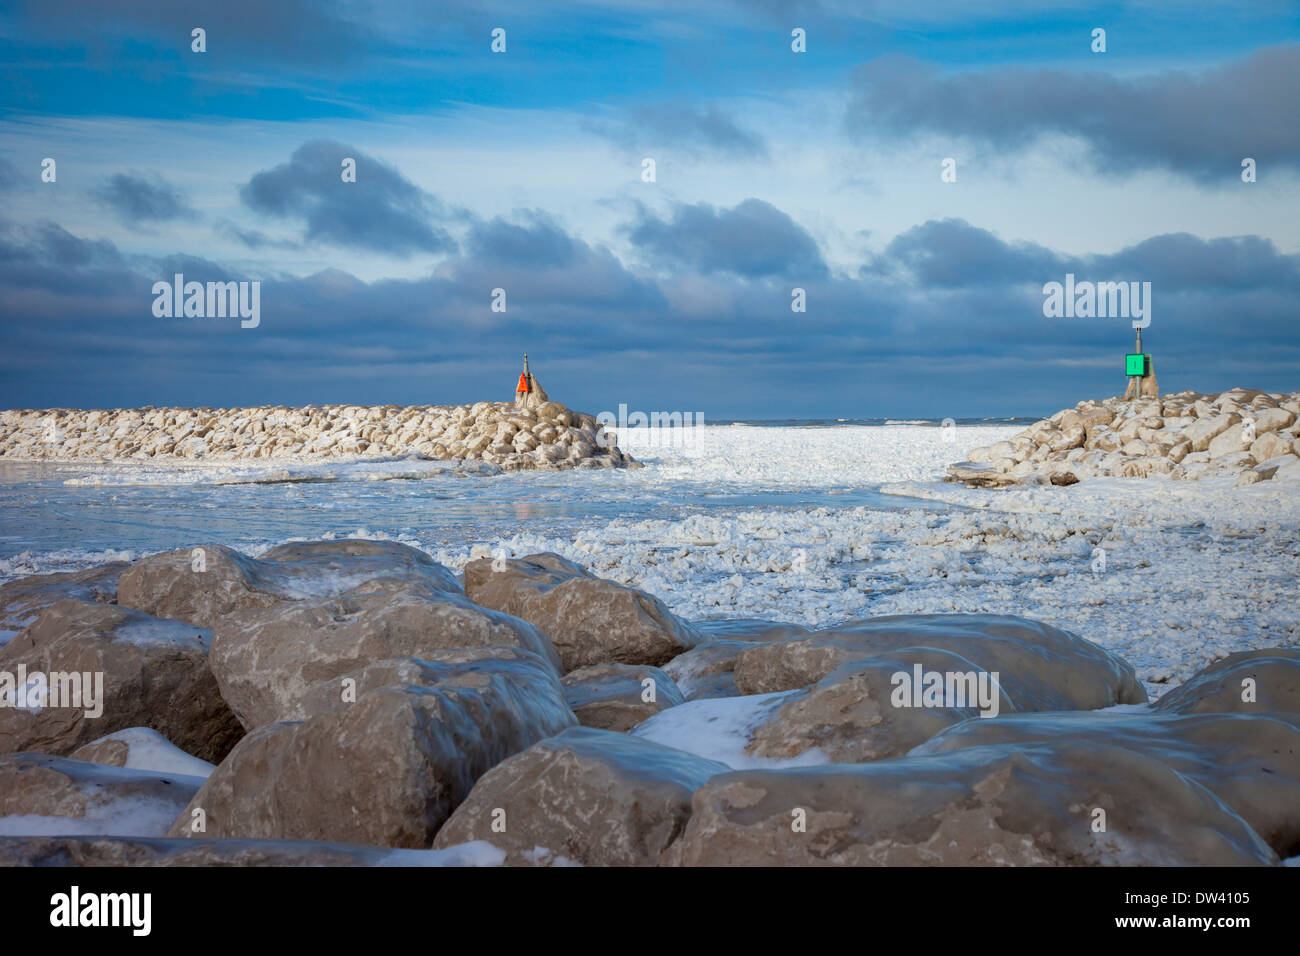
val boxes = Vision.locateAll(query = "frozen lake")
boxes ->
[1,420,1296,697]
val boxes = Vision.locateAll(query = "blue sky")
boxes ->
[1,0,1297,418]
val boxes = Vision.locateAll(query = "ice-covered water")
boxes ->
[1,421,1296,696]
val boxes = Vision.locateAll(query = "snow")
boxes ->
[631,692,832,769]
[82,727,216,779]
[380,841,508,867]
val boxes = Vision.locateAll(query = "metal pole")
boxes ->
[1132,327,1142,403]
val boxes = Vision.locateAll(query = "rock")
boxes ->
[1184,414,1239,453]
[561,664,685,731]
[912,710,1300,858]
[210,587,561,729]
[1049,425,1085,452]
[0,752,204,837]
[1253,407,1297,434]
[0,600,242,763]
[1153,649,1300,716]
[0,401,633,470]
[1250,432,1294,461]
[663,641,753,700]
[663,621,811,701]
[1048,471,1079,486]
[945,463,1019,488]
[733,613,1146,711]
[741,648,1011,764]
[117,540,462,629]
[433,726,727,865]
[463,553,702,671]
[665,740,1277,866]
[0,562,125,646]
[169,653,576,847]
[0,835,506,867]
[1207,422,1252,459]
[69,727,215,778]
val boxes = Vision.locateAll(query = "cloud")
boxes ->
[239,140,458,256]
[466,212,579,268]
[92,172,193,226]
[846,44,1300,183]
[2,210,1297,417]
[877,219,1066,288]
[592,103,768,160]
[625,198,827,279]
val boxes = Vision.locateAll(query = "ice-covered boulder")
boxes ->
[663,641,752,700]
[169,654,576,847]
[561,663,685,731]
[463,552,702,671]
[912,710,1300,857]
[665,740,1278,866]
[210,591,560,729]
[0,562,125,647]
[118,539,462,629]
[433,726,727,866]
[1153,648,1300,716]
[733,613,1147,711]
[0,600,242,763]
[0,753,204,838]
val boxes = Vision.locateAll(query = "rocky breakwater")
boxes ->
[0,400,636,471]
[949,387,1300,488]
[1,541,1298,866]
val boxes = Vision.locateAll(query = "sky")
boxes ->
[1,0,1298,419]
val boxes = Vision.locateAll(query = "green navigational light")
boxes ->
[1125,353,1149,376]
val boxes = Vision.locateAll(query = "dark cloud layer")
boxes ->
[847,44,1300,183]
[3,205,1296,419]
[239,140,457,256]
[626,198,827,279]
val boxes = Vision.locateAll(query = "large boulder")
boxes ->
[561,664,685,731]
[0,600,243,763]
[169,653,575,847]
[210,588,560,729]
[0,753,204,837]
[117,540,463,629]
[733,614,1146,711]
[433,726,727,865]
[463,553,702,671]
[0,562,125,646]
[665,740,1277,866]
[743,649,1010,763]
[640,647,1010,767]
[1182,414,1239,453]
[1153,649,1300,716]
[912,710,1300,857]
